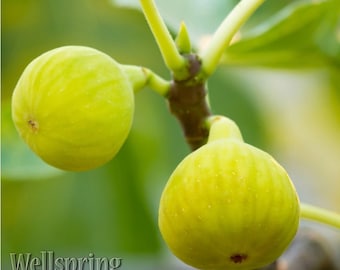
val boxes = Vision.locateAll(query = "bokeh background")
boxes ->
[2,0,340,269]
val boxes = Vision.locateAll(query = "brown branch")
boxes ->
[166,54,212,150]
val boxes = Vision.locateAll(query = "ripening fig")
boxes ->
[12,46,134,171]
[159,116,300,270]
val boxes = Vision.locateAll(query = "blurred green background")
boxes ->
[2,0,340,269]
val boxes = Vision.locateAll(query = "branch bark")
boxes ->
[166,54,212,150]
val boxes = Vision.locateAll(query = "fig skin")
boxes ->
[159,138,300,270]
[12,46,134,171]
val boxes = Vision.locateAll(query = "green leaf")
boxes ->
[1,160,161,259]
[314,2,340,62]
[223,0,340,68]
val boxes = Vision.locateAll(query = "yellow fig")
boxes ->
[159,116,300,270]
[11,46,134,171]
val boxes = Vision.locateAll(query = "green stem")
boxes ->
[199,0,265,79]
[300,203,340,229]
[139,0,187,78]
[122,65,171,96]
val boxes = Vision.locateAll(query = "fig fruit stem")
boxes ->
[300,203,340,229]
[122,65,171,96]
[139,0,188,80]
[199,0,265,79]
[206,115,243,143]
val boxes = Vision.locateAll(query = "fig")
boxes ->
[159,116,300,270]
[12,46,134,171]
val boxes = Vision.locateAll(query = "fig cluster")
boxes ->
[158,117,300,270]
[12,45,300,270]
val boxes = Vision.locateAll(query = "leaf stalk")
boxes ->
[200,0,265,79]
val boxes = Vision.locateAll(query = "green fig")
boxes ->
[159,116,300,270]
[12,46,134,171]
